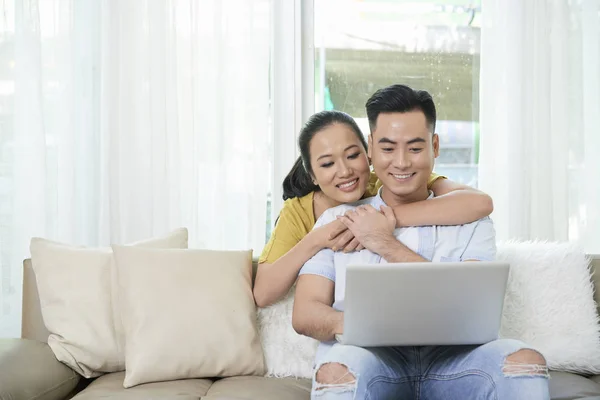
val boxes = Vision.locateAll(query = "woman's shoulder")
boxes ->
[280,192,314,221]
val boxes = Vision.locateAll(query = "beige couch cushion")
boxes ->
[29,228,188,378]
[548,371,600,399]
[71,372,213,399]
[112,246,265,388]
[204,376,311,400]
[0,339,80,400]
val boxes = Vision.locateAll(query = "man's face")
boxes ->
[368,110,439,203]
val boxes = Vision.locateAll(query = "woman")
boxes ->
[254,110,492,307]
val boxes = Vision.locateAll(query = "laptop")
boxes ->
[335,261,510,347]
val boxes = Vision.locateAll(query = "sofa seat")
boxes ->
[68,370,600,400]
[71,372,213,399]
[71,370,600,400]
[203,376,311,399]
[549,371,600,400]
[70,372,312,400]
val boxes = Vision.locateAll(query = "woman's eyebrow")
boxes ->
[317,144,360,161]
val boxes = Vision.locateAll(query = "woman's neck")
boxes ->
[312,190,341,220]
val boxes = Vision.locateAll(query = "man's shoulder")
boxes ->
[437,216,495,244]
[431,216,496,261]
[434,216,496,244]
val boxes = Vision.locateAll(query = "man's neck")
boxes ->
[380,186,430,208]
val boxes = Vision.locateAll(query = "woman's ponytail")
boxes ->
[282,156,319,200]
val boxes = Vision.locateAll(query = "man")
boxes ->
[292,84,550,400]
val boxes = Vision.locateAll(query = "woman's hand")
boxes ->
[337,204,397,255]
[317,219,365,253]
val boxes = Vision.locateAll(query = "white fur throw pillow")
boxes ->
[257,287,318,379]
[497,240,600,373]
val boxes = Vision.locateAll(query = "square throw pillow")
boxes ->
[112,245,265,388]
[257,286,318,379]
[29,228,188,378]
[497,240,600,373]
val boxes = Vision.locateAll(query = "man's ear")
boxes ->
[368,134,373,159]
[432,133,440,158]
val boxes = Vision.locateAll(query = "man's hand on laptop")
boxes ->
[337,204,396,254]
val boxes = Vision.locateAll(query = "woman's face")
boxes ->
[308,123,371,206]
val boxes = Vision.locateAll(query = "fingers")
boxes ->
[342,238,361,253]
[332,225,355,251]
[328,220,348,240]
[362,204,377,212]
[354,204,376,215]
[356,244,365,251]
[340,210,356,223]
[337,215,353,228]
[380,205,396,223]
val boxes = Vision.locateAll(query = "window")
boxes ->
[265,0,482,240]
[313,0,482,187]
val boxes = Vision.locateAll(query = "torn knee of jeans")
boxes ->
[314,362,357,392]
[502,349,549,378]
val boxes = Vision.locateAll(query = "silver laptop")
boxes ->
[335,261,510,347]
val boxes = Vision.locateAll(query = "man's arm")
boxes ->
[291,212,341,342]
[292,274,342,342]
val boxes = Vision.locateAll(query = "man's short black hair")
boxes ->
[365,84,437,133]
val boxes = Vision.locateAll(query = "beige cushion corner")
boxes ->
[112,245,265,388]
[29,228,188,378]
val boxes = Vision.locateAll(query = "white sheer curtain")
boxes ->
[478,0,600,252]
[0,0,271,338]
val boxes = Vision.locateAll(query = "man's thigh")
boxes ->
[419,339,550,400]
[312,343,417,400]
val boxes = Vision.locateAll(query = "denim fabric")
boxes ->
[311,338,550,400]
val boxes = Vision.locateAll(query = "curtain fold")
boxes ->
[478,0,600,251]
[0,0,271,338]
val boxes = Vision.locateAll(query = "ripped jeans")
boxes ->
[311,338,550,400]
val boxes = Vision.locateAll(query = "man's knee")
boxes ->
[315,362,356,387]
[503,349,549,377]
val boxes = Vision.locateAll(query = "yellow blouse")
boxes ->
[259,172,445,264]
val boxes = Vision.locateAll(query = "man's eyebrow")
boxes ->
[378,137,397,145]
[406,138,426,145]
[316,144,360,161]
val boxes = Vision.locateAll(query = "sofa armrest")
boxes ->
[0,339,80,400]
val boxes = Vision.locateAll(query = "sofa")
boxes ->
[2,256,600,400]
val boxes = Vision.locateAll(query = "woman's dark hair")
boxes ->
[282,110,367,200]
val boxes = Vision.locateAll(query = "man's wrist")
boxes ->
[379,237,426,263]
[370,233,401,256]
